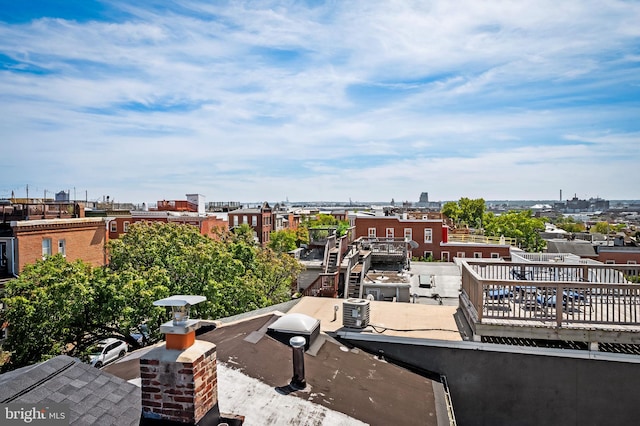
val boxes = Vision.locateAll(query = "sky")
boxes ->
[1,0,639,205]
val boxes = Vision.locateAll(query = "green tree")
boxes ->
[304,214,350,237]
[108,222,304,317]
[590,221,611,234]
[554,216,586,233]
[442,198,485,228]
[0,255,156,369]
[268,229,298,252]
[2,222,304,371]
[295,227,310,246]
[483,210,546,252]
[441,201,462,223]
[459,197,486,227]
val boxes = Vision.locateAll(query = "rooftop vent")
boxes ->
[343,298,370,329]
[267,313,320,350]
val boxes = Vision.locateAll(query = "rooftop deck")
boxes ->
[459,260,640,347]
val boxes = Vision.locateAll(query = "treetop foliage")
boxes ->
[1,222,303,371]
[304,213,350,237]
[442,197,486,227]
[442,198,546,252]
[483,210,546,252]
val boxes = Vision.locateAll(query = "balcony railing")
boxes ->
[302,273,338,297]
[461,261,640,328]
[447,234,517,246]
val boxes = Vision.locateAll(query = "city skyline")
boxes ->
[1,1,639,203]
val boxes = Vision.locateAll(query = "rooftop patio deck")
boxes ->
[459,260,640,347]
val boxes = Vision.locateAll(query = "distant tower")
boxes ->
[419,192,429,203]
[55,190,70,202]
[560,189,562,202]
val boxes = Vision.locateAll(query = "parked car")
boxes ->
[89,338,128,368]
[130,324,150,346]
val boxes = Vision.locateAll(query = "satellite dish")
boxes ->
[409,240,419,249]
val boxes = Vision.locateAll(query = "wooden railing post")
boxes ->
[556,284,563,327]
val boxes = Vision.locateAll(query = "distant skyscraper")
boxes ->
[419,192,429,203]
[55,190,70,202]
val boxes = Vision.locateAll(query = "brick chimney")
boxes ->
[141,295,218,424]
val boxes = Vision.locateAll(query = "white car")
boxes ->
[89,338,128,368]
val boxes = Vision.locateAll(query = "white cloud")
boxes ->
[0,0,639,202]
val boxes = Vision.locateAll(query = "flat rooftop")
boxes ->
[288,296,463,341]
[360,261,463,306]
[106,312,450,425]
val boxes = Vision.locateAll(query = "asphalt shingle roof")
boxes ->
[0,355,140,426]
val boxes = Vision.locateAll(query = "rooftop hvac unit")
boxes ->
[343,298,370,329]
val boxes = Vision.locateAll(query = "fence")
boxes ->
[461,261,640,327]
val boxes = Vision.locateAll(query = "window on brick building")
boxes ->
[233,216,238,226]
[474,252,482,258]
[404,228,412,241]
[441,251,449,262]
[386,228,394,239]
[243,215,248,224]
[252,216,257,227]
[491,253,500,259]
[457,252,465,258]
[110,221,117,233]
[123,221,130,233]
[368,228,376,238]
[58,239,66,257]
[42,238,52,258]
[424,228,432,243]
[424,251,433,260]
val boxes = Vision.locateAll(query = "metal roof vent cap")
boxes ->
[153,294,206,326]
[153,295,206,350]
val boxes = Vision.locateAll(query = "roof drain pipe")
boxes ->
[289,336,306,390]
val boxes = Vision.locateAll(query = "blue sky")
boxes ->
[1,0,639,204]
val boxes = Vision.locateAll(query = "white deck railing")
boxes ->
[461,261,640,327]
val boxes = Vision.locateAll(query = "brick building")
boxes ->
[227,202,273,246]
[106,211,227,240]
[596,246,640,264]
[438,241,511,261]
[353,215,447,260]
[6,217,108,274]
[352,214,511,261]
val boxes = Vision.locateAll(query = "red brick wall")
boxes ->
[109,217,168,239]
[228,211,273,246]
[288,213,301,229]
[440,244,511,261]
[157,200,197,212]
[260,211,272,246]
[141,344,218,423]
[199,216,228,239]
[597,250,640,264]
[15,223,106,271]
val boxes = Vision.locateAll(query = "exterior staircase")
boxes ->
[326,249,340,274]
[348,264,363,298]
